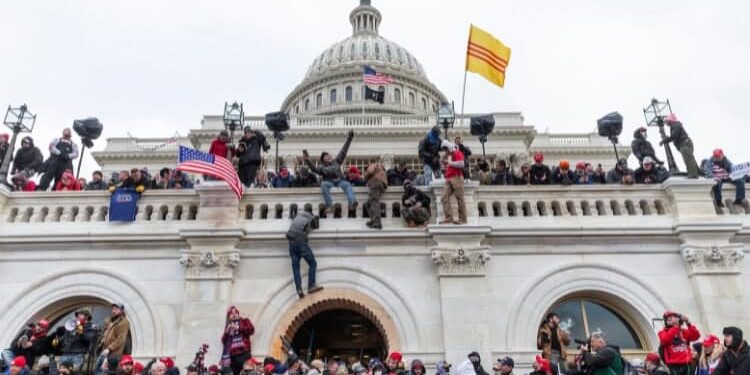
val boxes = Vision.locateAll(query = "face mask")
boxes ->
[641,132,647,140]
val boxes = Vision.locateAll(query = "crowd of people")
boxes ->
[2,304,748,375]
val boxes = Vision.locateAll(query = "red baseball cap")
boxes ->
[12,357,27,368]
[645,353,661,364]
[535,355,551,374]
[703,335,720,348]
[119,355,134,366]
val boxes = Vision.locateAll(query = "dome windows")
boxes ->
[408,92,415,107]
[345,86,353,103]
[362,42,369,57]
[394,88,401,104]
[421,98,427,110]
[304,99,310,111]
[374,43,381,59]
[386,46,392,61]
[316,93,323,108]
[350,43,356,60]
[330,89,338,105]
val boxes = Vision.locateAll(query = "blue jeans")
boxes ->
[713,178,746,202]
[321,179,355,208]
[423,164,441,186]
[60,354,86,372]
[289,242,317,292]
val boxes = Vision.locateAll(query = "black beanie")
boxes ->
[723,326,743,348]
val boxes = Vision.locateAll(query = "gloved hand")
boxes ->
[347,130,354,139]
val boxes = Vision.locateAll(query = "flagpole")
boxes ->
[459,69,468,127]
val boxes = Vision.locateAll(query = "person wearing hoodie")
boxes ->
[530,152,552,185]
[303,130,357,214]
[159,358,179,375]
[434,361,450,375]
[606,159,634,184]
[660,114,699,178]
[271,167,294,188]
[220,306,255,375]
[364,162,387,229]
[10,173,36,192]
[346,166,366,187]
[631,127,663,166]
[385,353,404,375]
[552,160,575,185]
[55,169,82,191]
[286,211,324,298]
[635,157,670,184]
[657,311,700,375]
[11,136,43,176]
[236,126,270,187]
[704,148,746,207]
[455,352,488,375]
[417,127,443,186]
[39,128,79,191]
[406,360,424,375]
[714,327,749,375]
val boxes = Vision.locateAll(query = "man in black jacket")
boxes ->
[660,114,699,178]
[402,181,431,227]
[579,333,624,375]
[631,127,663,166]
[236,126,270,188]
[85,171,108,191]
[11,136,44,176]
[714,327,749,375]
[417,127,442,185]
[455,136,472,180]
[286,211,323,299]
[39,128,79,191]
[635,157,670,184]
[303,130,357,214]
[530,152,551,185]
[58,309,98,372]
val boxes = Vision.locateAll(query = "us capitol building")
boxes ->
[1,1,747,371]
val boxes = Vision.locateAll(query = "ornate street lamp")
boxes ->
[223,101,244,146]
[437,101,455,139]
[643,98,678,172]
[1,104,36,185]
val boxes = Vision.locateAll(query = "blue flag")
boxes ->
[109,189,140,222]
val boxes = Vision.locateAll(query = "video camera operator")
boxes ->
[578,332,624,375]
[657,311,700,375]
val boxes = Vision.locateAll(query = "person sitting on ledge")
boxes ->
[704,148,746,207]
[402,181,431,228]
[635,157,669,184]
[303,130,358,215]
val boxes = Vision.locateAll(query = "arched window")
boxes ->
[345,86,353,102]
[409,92,416,107]
[295,105,300,114]
[386,46,392,61]
[362,42,369,57]
[547,298,643,349]
[421,98,427,110]
[316,93,323,108]
[394,88,401,104]
[304,99,310,111]
[374,44,381,59]
[350,43,356,60]
[338,45,344,60]
[330,89,337,105]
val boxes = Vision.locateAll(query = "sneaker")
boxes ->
[716,200,725,208]
[297,290,305,299]
[438,219,453,225]
[308,285,324,294]
[349,201,359,210]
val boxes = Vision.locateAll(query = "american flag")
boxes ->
[177,146,243,200]
[363,65,393,85]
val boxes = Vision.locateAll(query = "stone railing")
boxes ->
[1,179,745,229]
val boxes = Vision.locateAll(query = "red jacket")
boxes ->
[658,324,700,365]
[209,138,231,159]
[221,318,254,356]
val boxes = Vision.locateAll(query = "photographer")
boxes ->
[579,332,624,375]
[58,309,98,372]
[39,128,80,191]
[286,210,324,299]
[657,311,700,375]
[536,313,570,371]
[236,126,271,188]
[220,306,255,375]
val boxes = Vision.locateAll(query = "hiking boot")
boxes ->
[297,290,305,299]
[349,201,359,210]
[715,200,725,208]
[308,285,324,294]
[734,199,747,206]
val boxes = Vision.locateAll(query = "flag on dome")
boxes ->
[465,24,511,88]
[363,65,394,85]
[176,146,243,200]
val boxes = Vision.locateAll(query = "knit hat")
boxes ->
[644,353,661,364]
[410,359,425,371]
[713,148,724,159]
[120,355,134,366]
[12,357,27,368]
[575,161,586,170]
[664,113,679,124]
[498,357,514,368]
[723,326,744,348]
[534,355,551,374]
[662,310,680,320]
[135,362,145,374]
[559,160,570,169]
[703,335,720,348]
[388,352,403,362]
[533,152,544,163]
[348,165,360,175]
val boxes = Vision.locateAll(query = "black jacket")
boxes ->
[492,169,513,185]
[402,188,431,211]
[605,166,634,184]
[85,180,108,191]
[12,140,44,174]
[387,167,411,186]
[635,165,670,184]
[237,131,270,165]
[305,133,353,181]
[530,164,552,185]
[582,345,619,373]
[714,341,750,375]
[631,129,659,163]
[293,170,319,187]
[60,322,97,355]
[418,133,442,168]
[553,167,576,185]
[663,122,691,149]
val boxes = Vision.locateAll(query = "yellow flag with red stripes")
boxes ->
[466,24,511,88]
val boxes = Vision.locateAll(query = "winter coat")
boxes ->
[85,180,108,191]
[537,324,570,360]
[12,139,44,174]
[97,314,131,356]
[168,177,194,189]
[631,129,659,163]
[635,165,670,184]
[61,321,97,355]
[418,132,442,168]
[658,324,700,366]
[552,168,575,185]
[221,318,254,356]
[272,174,294,188]
[237,131,269,165]
[286,211,316,244]
[663,122,691,150]
[293,171,319,187]
[491,169,512,185]
[606,166,634,184]
[49,137,79,162]
[13,180,37,192]
[304,133,353,181]
[582,346,623,375]
[365,163,387,189]
[704,156,733,180]
[402,188,431,210]
[457,144,472,177]
[209,138,231,159]
[530,164,552,185]
[387,167,411,186]
[713,341,749,375]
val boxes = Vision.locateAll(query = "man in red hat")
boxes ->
[643,353,669,375]
[118,355,135,375]
[529,355,552,375]
[386,352,403,375]
[529,152,551,185]
[704,148,746,207]
[9,356,28,375]
[660,113,699,178]
[658,311,700,375]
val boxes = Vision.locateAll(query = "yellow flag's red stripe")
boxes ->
[467,50,506,73]
[468,42,508,66]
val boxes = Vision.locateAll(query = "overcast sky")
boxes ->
[2,0,749,177]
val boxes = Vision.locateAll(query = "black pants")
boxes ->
[669,365,690,375]
[230,352,251,375]
[38,157,72,190]
[238,162,260,187]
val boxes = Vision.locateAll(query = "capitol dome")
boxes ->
[281,0,447,116]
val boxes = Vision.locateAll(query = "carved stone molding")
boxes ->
[681,244,745,276]
[180,249,241,280]
[431,247,491,277]
[381,153,394,169]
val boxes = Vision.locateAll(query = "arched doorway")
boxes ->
[289,309,387,362]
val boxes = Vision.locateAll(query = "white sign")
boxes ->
[731,162,750,180]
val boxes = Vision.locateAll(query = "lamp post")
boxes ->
[223,101,244,146]
[1,104,36,185]
[643,98,678,172]
[437,101,455,140]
